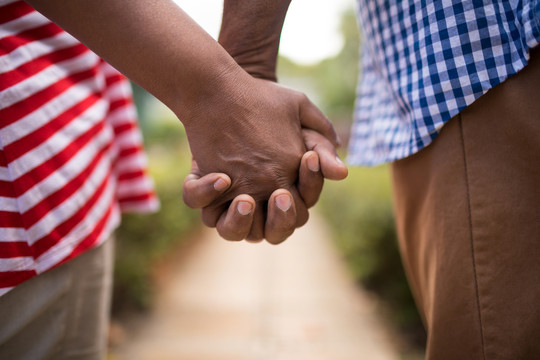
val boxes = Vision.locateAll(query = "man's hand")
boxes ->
[22,0,347,242]
[218,0,291,81]
[180,0,348,243]
[182,72,341,240]
[183,151,320,244]
[183,129,347,244]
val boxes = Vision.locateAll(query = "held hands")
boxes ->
[181,71,346,243]
[179,0,347,244]
[181,70,347,243]
[183,149,321,244]
[24,0,341,243]
[184,128,347,244]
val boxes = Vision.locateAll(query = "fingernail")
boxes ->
[307,154,320,172]
[335,156,344,165]
[237,201,252,215]
[275,194,292,212]
[213,178,229,191]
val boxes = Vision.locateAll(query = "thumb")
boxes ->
[182,160,232,209]
[302,129,348,181]
[298,95,341,147]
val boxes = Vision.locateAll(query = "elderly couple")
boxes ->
[1,0,539,359]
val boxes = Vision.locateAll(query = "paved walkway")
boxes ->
[110,213,399,360]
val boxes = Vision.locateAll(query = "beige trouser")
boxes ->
[0,238,114,360]
[391,48,540,360]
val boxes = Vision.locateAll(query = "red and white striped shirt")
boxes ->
[0,0,159,296]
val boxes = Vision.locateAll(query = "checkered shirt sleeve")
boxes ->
[348,0,540,166]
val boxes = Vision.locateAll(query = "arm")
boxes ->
[25,0,238,116]
[186,0,347,242]
[26,0,339,240]
[219,0,291,82]
[218,0,349,179]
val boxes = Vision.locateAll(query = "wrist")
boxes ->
[177,57,254,132]
[218,38,279,82]
[172,52,248,128]
[218,0,291,82]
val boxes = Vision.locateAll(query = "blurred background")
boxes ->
[108,1,426,359]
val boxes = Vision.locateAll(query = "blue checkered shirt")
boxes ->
[348,0,540,166]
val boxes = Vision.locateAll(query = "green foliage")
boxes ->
[112,111,201,314]
[278,9,360,124]
[319,167,426,348]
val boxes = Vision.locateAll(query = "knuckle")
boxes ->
[217,228,244,241]
[246,232,264,242]
[323,120,333,134]
[182,195,199,209]
[266,228,294,245]
[305,195,321,209]
[296,208,310,227]
[182,185,202,209]
[201,209,219,228]
[299,92,310,104]
[280,215,297,230]
[266,236,286,245]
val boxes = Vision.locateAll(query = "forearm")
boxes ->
[219,0,291,81]
[25,0,242,124]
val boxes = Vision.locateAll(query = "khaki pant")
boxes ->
[0,238,114,360]
[392,48,540,359]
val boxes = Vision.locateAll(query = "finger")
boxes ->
[265,190,297,245]
[297,151,324,208]
[246,204,266,242]
[189,159,202,177]
[183,172,231,209]
[290,186,310,228]
[201,203,228,228]
[299,95,340,147]
[303,129,348,180]
[216,195,256,241]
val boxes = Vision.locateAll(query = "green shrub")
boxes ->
[112,118,201,314]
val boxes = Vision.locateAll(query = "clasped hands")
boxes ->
[180,68,347,244]
[21,0,343,244]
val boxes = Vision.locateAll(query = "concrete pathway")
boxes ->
[110,213,399,360]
